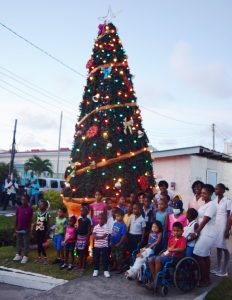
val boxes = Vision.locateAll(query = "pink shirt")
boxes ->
[168,213,187,236]
[188,196,205,211]
[90,202,106,226]
[64,226,76,243]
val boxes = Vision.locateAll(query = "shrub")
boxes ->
[43,190,65,210]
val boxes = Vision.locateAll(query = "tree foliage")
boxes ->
[24,155,53,176]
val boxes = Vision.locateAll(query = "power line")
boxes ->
[141,105,209,126]
[0,21,86,78]
[0,66,75,110]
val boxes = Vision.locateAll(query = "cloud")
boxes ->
[17,132,44,149]
[171,41,232,98]
[20,109,59,130]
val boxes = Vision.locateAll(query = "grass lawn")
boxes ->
[0,215,15,230]
[0,245,92,280]
[206,276,232,300]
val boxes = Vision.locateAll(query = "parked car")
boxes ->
[38,177,65,192]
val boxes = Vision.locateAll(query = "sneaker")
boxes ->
[60,263,68,270]
[34,257,42,263]
[93,270,99,277]
[210,269,219,274]
[104,271,111,278]
[215,271,228,277]
[43,257,49,264]
[67,264,73,271]
[21,256,28,264]
[13,254,22,262]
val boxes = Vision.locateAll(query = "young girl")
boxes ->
[60,215,77,271]
[34,200,50,264]
[76,206,91,271]
[212,183,231,277]
[189,180,205,210]
[126,221,163,279]
[168,200,187,237]
[124,203,133,228]
[154,197,169,248]
[105,197,113,220]
[128,203,146,253]
[183,208,199,257]
[90,190,107,227]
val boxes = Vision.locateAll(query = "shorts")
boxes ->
[65,242,75,252]
[53,234,64,251]
[76,235,89,255]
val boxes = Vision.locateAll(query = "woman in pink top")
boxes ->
[168,200,187,237]
[188,180,205,210]
[90,190,107,226]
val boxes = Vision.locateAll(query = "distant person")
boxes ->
[13,195,33,264]
[183,208,199,257]
[30,180,40,206]
[124,203,133,228]
[154,180,173,208]
[167,200,187,237]
[3,175,18,210]
[117,196,127,214]
[188,180,205,210]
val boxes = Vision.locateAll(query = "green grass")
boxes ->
[0,245,92,280]
[206,276,232,300]
[0,215,15,230]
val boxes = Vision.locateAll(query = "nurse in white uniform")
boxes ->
[211,183,231,277]
[192,184,217,287]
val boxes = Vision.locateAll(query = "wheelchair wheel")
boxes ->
[174,257,200,292]
[161,285,168,296]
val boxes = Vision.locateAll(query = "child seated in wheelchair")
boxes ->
[183,208,199,257]
[125,221,163,279]
[147,222,186,289]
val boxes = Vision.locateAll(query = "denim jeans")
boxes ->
[16,231,30,256]
[93,247,109,271]
[30,194,39,206]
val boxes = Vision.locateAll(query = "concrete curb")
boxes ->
[0,266,67,290]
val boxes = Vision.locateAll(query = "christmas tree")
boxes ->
[64,22,154,199]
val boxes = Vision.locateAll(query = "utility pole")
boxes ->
[212,123,215,151]
[9,119,17,177]
[56,111,63,178]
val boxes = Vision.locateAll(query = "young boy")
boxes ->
[111,208,127,273]
[117,196,127,214]
[148,222,186,288]
[53,207,67,265]
[142,196,154,243]
[13,195,33,264]
[183,208,198,257]
[93,213,110,278]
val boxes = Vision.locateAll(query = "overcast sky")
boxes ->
[0,0,232,153]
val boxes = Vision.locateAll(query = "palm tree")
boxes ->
[24,156,53,176]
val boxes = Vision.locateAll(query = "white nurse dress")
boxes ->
[193,200,217,257]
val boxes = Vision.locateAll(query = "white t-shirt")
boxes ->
[198,200,217,238]
[129,215,146,235]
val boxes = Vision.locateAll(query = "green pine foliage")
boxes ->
[64,23,154,198]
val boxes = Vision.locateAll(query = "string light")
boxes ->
[93,143,97,147]
[132,166,137,169]
[118,165,122,169]
[103,132,108,138]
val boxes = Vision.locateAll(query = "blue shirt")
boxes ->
[117,205,127,214]
[111,221,127,245]
[31,183,40,195]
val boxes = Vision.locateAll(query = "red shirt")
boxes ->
[16,205,33,231]
[168,236,186,257]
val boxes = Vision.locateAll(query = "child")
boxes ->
[142,196,154,243]
[111,208,127,273]
[128,203,146,253]
[93,213,110,278]
[126,221,163,279]
[90,190,107,227]
[106,197,113,219]
[34,200,50,264]
[117,196,127,214]
[183,208,198,257]
[13,195,33,264]
[167,200,187,237]
[154,180,173,207]
[138,192,146,206]
[52,207,67,265]
[124,203,133,228]
[107,208,116,234]
[76,206,91,270]
[60,215,77,270]
[148,222,186,288]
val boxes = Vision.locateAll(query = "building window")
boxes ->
[51,180,58,188]
[206,170,217,186]
[38,179,47,188]
[60,181,65,188]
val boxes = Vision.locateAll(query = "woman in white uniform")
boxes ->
[192,184,217,287]
[211,183,231,277]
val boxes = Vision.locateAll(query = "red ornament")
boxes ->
[86,58,94,69]
[138,175,149,191]
[86,125,99,139]
[105,44,112,51]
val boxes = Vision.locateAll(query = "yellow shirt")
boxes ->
[124,213,132,228]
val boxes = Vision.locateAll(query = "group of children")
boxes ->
[13,180,232,288]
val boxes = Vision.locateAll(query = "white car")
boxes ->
[38,177,65,192]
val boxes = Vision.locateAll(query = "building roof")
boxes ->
[0,148,71,157]
[154,146,232,162]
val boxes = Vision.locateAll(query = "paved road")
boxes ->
[0,283,40,300]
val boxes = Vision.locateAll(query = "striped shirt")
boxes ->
[93,224,110,248]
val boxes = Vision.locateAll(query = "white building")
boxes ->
[0,148,70,179]
[152,146,232,208]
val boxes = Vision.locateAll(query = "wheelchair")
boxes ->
[141,251,200,296]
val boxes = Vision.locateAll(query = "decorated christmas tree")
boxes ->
[64,21,154,199]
